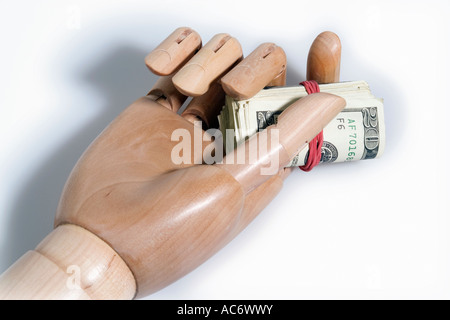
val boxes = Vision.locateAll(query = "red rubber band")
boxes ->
[298,80,323,172]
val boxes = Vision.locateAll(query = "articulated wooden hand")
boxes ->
[0,28,343,299]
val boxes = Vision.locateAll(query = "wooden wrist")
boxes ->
[0,224,136,300]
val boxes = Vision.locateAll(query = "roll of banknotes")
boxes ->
[218,81,385,167]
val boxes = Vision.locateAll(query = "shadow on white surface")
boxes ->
[1,43,158,273]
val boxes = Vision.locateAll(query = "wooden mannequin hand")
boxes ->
[0,28,343,299]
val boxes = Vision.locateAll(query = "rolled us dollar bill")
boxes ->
[218,81,385,167]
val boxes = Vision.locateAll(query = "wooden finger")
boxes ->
[145,27,202,76]
[221,43,287,100]
[180,81,226,130]
[181,43,286,130]
[147,74,187,112]
[216,93,346,194]
[172,33,243,97]
[307,31,341,84]
[145,27,203,112]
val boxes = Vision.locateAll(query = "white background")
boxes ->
[0,0,449,299]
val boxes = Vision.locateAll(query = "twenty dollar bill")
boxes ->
[218,81,385,167]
